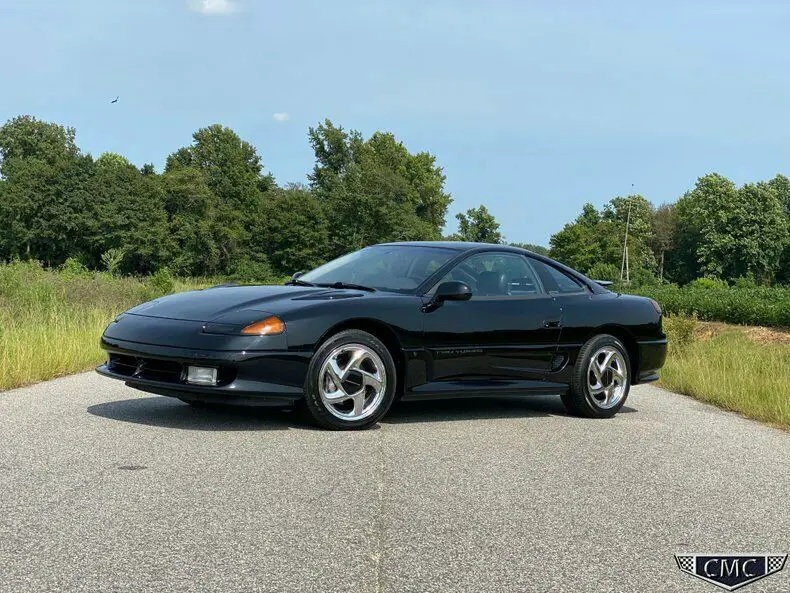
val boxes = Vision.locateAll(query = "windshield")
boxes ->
[300,245,457,293]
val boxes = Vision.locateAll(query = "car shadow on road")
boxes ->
[87,396,302,431]
[384,395,562,424]
[88,394,638,431]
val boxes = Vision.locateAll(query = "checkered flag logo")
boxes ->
[674,553,787,591]
[676,555,695,573]
[767,555,786,573]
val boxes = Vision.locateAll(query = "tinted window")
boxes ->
[437,252,543,297]
[531,260,587,294]
[301,245,456,293]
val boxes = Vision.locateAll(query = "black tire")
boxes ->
[561,334,631,418]
[301,329,397,430]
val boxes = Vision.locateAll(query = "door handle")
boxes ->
[543,319,561,328]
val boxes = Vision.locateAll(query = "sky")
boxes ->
[1,0,789,246]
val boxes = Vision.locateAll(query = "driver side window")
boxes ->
[437,252,544,297]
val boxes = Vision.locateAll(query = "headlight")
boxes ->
[240,316,285,336]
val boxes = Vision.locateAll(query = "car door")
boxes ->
[421,251,562,391]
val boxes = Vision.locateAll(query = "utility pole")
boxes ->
[620,185,634,285]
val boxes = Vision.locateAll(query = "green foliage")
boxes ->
[586,262,619,281]
[100,248,125,275]
[651,202,678,280]
[148,268,175,296]
[663,312,697,353]
[90,153,171,273]
[452,205,503,243]
[675,174,788,283]
[228,257,281,284]
[252,185,329,274]
[3,113,789,300]
[0,115,78,174]
[509,242,548,255]
[629,268,659,287]
[59,257,90,278]
[689,277,729,290]
[624,283,790,326]
[548,198,653,276]
[308,120,451,257]
[0,115,453,279]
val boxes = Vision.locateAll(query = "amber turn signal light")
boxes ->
[241,316,285,336]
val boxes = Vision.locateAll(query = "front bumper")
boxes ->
[98,335,309,406]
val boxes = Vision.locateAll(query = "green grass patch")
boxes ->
[660,316,790,429]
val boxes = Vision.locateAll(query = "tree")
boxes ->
[549,202,625,274]
[453,205,503,243]
[88,153,171,274]
[675,173,788,282]
[0,115,79,176]
[768,175,790,283]
[165,124,273,273]
[159,167,224,275]
[509,242,548,255]
[0,116,93,264]
[602,194,657,274]
[0,146,94,265]
[651,203,678,281]
[252,184,329,274]
[308,120,452,257]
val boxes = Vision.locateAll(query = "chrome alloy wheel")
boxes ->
[318,344,387,421]
[587,346,628,409]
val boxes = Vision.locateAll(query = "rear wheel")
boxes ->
[302,329,397,430]
[562,334,631,418]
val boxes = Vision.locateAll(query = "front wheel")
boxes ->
[561,334,631,418]
[302,329,397,430]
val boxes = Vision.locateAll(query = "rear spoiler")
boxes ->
[592,279,614,287]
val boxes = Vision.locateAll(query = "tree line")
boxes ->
[550,175,790,285]
[1,114,787,286]
[0,115,486,279]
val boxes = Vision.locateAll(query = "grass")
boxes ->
[659,318,790,429]
[0,261,213,390]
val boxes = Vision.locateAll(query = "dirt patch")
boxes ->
[696,321,790,345]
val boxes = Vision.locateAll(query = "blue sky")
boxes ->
[2,0,789,245]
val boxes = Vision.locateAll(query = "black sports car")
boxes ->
[97,242,667,429]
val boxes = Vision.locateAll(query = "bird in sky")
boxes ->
[110,96,119,104]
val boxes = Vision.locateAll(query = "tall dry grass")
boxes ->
[660,313,790,428]
[0,261,211,390]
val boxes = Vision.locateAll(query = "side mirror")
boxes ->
[291,271,305,281]
[433,281,472,304]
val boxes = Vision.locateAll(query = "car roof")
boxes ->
[378,241,525,252]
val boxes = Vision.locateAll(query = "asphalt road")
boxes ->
[0,373,788,593]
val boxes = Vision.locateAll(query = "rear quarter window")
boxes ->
[531,260,587,294]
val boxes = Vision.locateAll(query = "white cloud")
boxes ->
[189,0,238,15]
[273,113,290,122]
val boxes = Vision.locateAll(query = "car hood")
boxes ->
[125,285,367,323]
